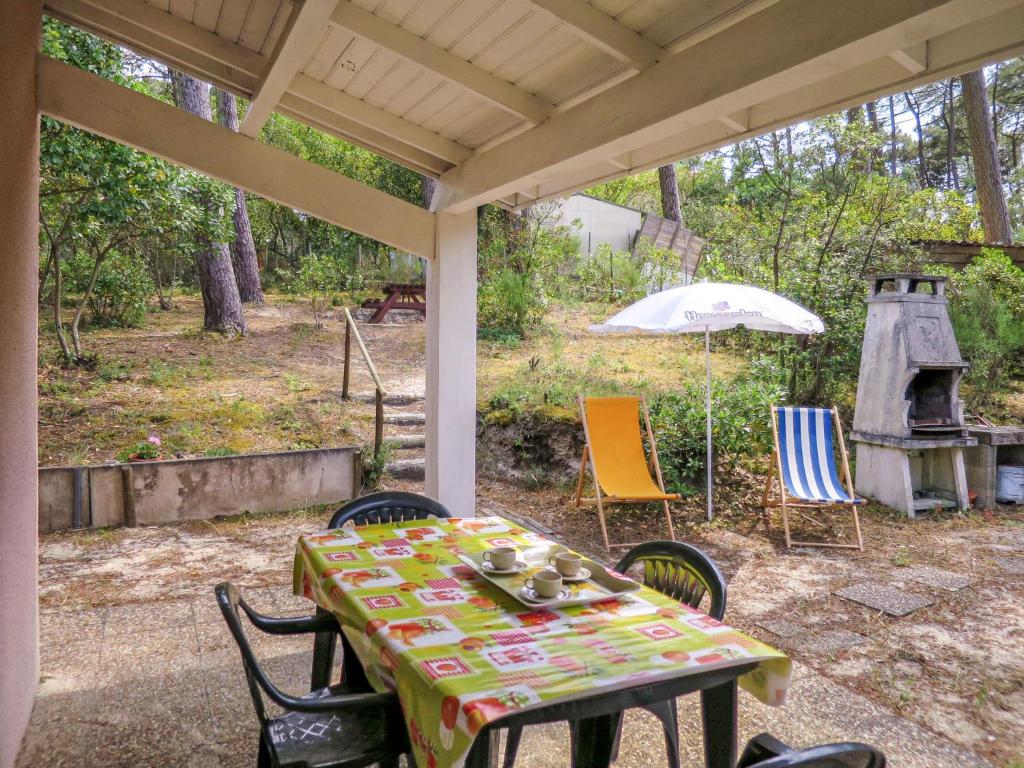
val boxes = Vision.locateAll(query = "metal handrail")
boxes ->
[342,308,386,459]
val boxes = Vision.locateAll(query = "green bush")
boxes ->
[478,268,546,338]
[649,376,783,493]
[65,250,153,328]
[948,251,1024,409]
[577,244,647,302]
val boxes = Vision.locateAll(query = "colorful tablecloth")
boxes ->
[293,517,791,768]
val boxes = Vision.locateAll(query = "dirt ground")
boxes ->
[35,295,1024,767]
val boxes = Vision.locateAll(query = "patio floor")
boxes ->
[17,500,1007,768]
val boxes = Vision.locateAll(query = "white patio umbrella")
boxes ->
[590,281,824,521]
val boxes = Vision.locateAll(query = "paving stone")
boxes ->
[994,557,1024,575]
[802,629,868,654]
[834,582,934,617]
[756,619,808,638]
[898,565,971,591]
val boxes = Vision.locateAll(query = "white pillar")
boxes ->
[425,209,477,515]
[0,3,42,767]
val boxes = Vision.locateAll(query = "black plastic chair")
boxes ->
[739,733,887,767]
[502,540,727,768]
[215,582,409,768]
[310,492,453,691]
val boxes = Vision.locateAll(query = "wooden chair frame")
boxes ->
[762,407,864,551]
[575,394,677,552]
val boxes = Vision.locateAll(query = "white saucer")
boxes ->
[480,560,528,575]
[558,567,591,583]
[519,585,572,603]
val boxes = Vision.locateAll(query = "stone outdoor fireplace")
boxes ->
[850,274,977,516]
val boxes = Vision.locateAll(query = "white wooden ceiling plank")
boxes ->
[261,0,295,53]
[193,0,224,30]
[453,5,547,72]
[238,0,282,51]
[364,58,424,106]
[612,0,678,31]
[342,46,401,98]
[427,0,504,51]
[447,104,523,148]
[385,69,446,115]
[146,0,172,12]
[330,0,554,123]
[216,0,254,42]
[522,0,662,68]
[370,0,421,25]
[517,40,623,104]
[168,0,197,22]
[400,79,464,125]
[490,26,577,84]
[417,87,480,131]
[399,0,461,37]
[240,0,340,136]
[303,26,355,80]
[324,35,379,90]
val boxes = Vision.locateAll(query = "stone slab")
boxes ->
[756,619,807,638]
[803,629,869,654]
[898,565,970,591]
[994,557,1024,575]
[834,582,934,616]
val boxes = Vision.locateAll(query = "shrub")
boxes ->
[65,249,153,328]
[478,268,546,338]
[649,376,783,493]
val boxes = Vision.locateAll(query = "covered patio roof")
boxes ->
[43,0,1024,214]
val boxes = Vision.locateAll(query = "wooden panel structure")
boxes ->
[913,239,1024,269]
[634,214,707,283]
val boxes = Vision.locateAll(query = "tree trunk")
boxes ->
[888,95,898,175]
[215,89,264,304]
[904,91,929,188]
[657,163,682,222]
[170,71,246,333]
[961,69,1013,243]
[420,175,436,209]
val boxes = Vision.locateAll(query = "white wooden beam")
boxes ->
[889,43,928,74]
[425,209,478,514]
[435,0,1012,212]
[278,93,451,175]
[289,74,471,164]
[37,55,435,258]
[44,0,263,95]
[508,1,1024,210]
[717,109,749,132]
[524,0,662,69]
[329,0,553,125]
[240,0,338,137]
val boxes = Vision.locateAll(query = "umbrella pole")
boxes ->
[705,326,713,522]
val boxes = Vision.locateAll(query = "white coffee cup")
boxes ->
[548,552,582,577]
[483,546,517,570]
[526,570,563,598]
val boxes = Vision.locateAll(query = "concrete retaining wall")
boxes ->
[39,447,361,533]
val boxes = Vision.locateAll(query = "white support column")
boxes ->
[425,209,478,515]
[0,3,42,767]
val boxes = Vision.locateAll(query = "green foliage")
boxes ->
[478,269,546,338]
[286,253,342,327]
[204,446,239,457]
[64,249,154,327]
[947,250,1024,409]
[648,376,783,493]
[116,440,162,462]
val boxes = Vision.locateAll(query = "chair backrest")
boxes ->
[615,541,727,619]
[739,733,886,767]
[328,491,452,529]
[582,397,661,498]
[215,582,294,725]
[774,407,850,502]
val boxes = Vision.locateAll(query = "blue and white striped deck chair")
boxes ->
[764,407,865,551]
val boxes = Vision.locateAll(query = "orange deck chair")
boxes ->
[575,395,678,551]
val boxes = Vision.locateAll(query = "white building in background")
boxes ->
[550,193,643,255]
[547,193,707,285]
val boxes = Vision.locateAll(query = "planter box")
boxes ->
[39,447,361,532]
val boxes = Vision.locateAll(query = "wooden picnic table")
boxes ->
[361,282,426,323]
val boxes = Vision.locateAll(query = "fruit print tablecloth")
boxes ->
[293,516,791,768]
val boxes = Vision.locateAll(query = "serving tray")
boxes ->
[459,545,639,608]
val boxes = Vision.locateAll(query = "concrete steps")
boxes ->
[383,404,425,481]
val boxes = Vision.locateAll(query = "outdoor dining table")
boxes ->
[293,516,791,768]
